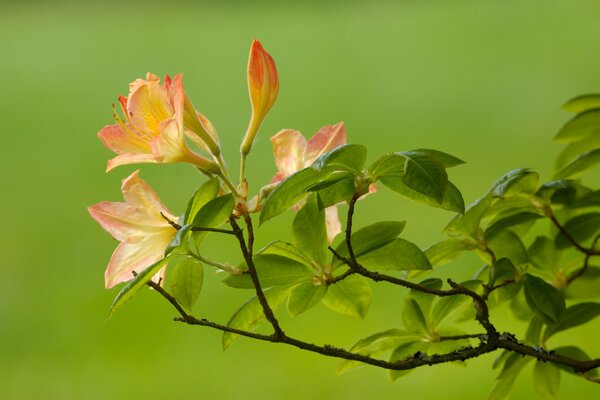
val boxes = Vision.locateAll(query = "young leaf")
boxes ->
[489,353,531,400]
[533,361,560,400]
[222,285,293,349]
[490,168,539,198]
[402,298,428,333]
[323,275,371,319]
[562,93,600,113]
[424,238,475,267]
[554,109,600,143]
[312,144,367,175]
[108,257,171,319]
[523,274,566,324]
[555,134,600,170]
[356,238,432,271]
[287,281,327,316]
[554,212,600,250]
[222,254,313,289]
[260,168,323,224]
[333,221,406,265]
[544,302,600,340]
[554,148,600,179]
[292,196,328,267]
[169,256,203,311]
[191,193,235,250]
[445,197,491,238]
[184,178,220,224]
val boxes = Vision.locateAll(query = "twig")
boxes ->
[160,212,236,235]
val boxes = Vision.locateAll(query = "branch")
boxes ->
[548,210,600,256]
[160,212,236,235]
[568,234,600,284]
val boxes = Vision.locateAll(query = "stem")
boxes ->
[239,153,247,188]
[548,209,600,256]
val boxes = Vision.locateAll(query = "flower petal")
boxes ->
[325,206,342,244]
[127,74,172,134]
[120,170,175,222]
[104,234,171,289]
[88,201,151,241]
[98,124,150,155]
[106,153,157,172]
[304,122,347,165]
[271,129,307,178]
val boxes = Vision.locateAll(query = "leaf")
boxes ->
[565,266,600,298]
[430,281,480,327]
[489,258,517,286]
[257,241,313,267]
[488,353,531,400]
[562,93,600,113]
[484,212,543,239]
[424,238,475,267]
[388,341,423,381]
[536,179,577,201]
[292,196,328,267]
[313,144,367,175]
[554,212,600,250]
[407,278,442,320]
[391,151,449,203]
[533,361,560,400]
[222,254,313,289]
[413,149,465,168]
[183,178,220,224]
[316,176,356,208]
[554,148,600,179]
[445,197,491,238]
[165,224,192,256]
[381,177,465,213]
[333,221,406,266]
[260,168,323,224]
[523,274,565,324]
[287,281,327,316]
[552,346,598,377]
[554,109,600,143]
[108,257,170,319]
[368,153,406,179]
[191,194,235,250]
[222,285,293,349]
[490,168,539,198]
[305,172,354,192]
[402,298,428,333]
[356,238,431,271]
[169,256,203,311]
[555,133,600,170]
[528,236,557,272]
[544,302,600,340]
[485,230,529,266]
[323,275,371,319]
[525,316,544,345]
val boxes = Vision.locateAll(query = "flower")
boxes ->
[88,170,177,289]
[270,122,347,243]
[98,73,220,173]
[241,40,279,156]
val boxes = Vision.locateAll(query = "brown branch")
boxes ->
[568,234,600,284]
[160,212,236,235]
[548,211,600,256]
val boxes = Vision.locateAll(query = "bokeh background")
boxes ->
[2,0,600,399]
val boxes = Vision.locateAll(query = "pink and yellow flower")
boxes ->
[270,122,348,243]
[98,73,220,173]
[88,171,177,289]
[241,40,279,156]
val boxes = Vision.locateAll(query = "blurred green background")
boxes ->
[2,0,600,399]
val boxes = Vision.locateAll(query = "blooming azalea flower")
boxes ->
[270,122,348,243]
[88,170,177,289]
[98,73,220,174]
[241,39,279,156]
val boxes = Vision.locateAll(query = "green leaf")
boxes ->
[407,278,442,320]
[191,194,235,250]
[544,302,600,340]
[169,256,203,311]
[562,94,600,113]
[165,224,192,256]
[287,281,327,316]
[553,346,597,377]
[388,151,449,203]
[223,254,313,289]
[533,361,560,400]
[292,196,328,267]
[490,168,539,198]
[424,238,475,267]
[489,258,517,286]
[313,144,367,175]
[523,274,565,324]
[381,177,465,213]
[528,236,557,272]
[184,178,220,224]
[413,149,465,168]
[305,172,353,192]
[402,298,428,333]
[571,189,600,209]
[489,353,531,400]
[260,168,323,224]
[357,238,431,271]
[316,176,356,208]
[554,148,600,179]
[554,109,600,143]
[369,153,406,179]
[565,266,600,298]
[108,257,170,319]
[388,341,423,381]
[536,179,577,201]
[257,241,313,267]
[484,212,543,239]
[333,221,406,266]
[445,197,491,238]
[323,275,371,319]
[555,133,600,170]
[554,212,600,250]
[430,281,480,327]
[525,316,544,345]
[222,285,293,349]
[486,230,529,266]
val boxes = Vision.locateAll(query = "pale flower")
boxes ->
[88,171,177,289]
[270,122,347,243]
[98,73,220,174]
